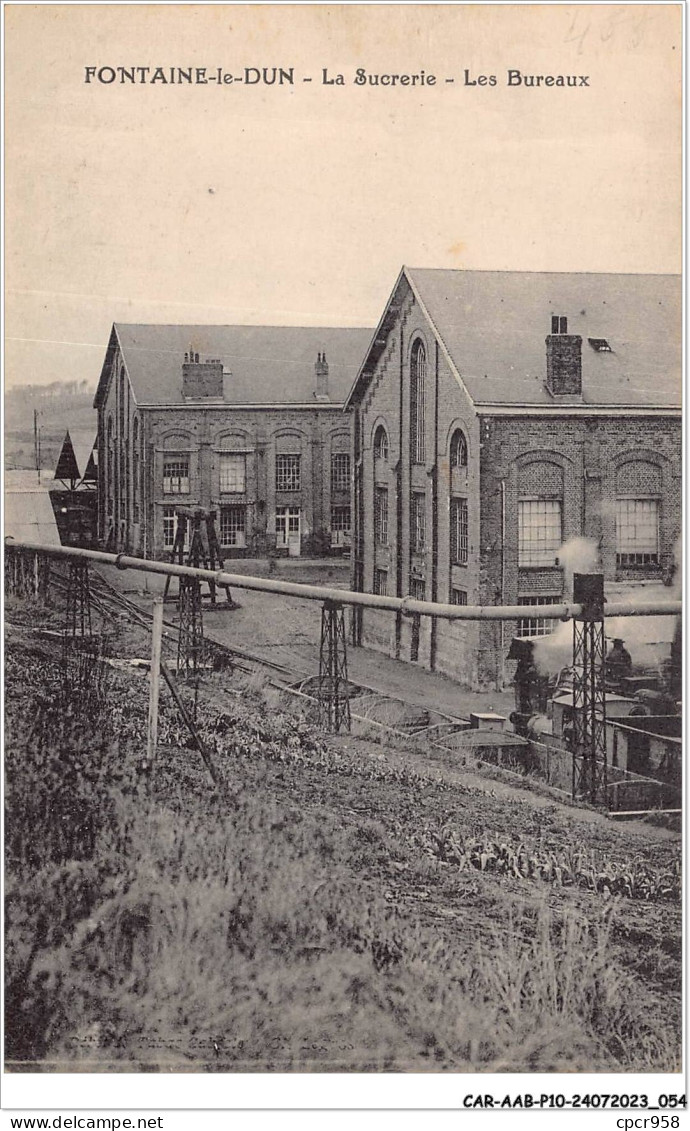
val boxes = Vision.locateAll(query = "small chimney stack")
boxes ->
[182,348,223,399]
[546,315,582,397]
[315,351,329,399]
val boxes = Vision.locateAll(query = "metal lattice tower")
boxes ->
[177,577,205,680]
[318,600,351,733]
[571,573,608,806]
[64,559,92,639]
[61,559,99,700]
[163,507,231,605]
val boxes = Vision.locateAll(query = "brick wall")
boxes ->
[98,367,352,559]
[354,279,484,686]
[349,286,680,692]
[478,413,682,684]
[98,345,141,553]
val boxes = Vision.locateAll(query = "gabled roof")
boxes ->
[347,267,681,410]
[82,449,98,485]
[95,324,373,408]
[53,431,80,484]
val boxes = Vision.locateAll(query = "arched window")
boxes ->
[517,459,564,568]
[615,459,662,566]
[132,418,140,521]
[450,429,468,469]
[118,366,126,436]
[161,431,192,496]
[106,416,114,516]
[374,425,389,461]
[410,340,426,464]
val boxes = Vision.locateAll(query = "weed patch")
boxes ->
[4,630,681,1073]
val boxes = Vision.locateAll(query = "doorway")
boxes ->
[276,506,301,555]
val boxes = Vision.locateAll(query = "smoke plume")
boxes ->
[557,536,601,600]
[531,537,600,675]
[530,536,681,678]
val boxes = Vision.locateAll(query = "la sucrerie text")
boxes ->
[327,68,591,87]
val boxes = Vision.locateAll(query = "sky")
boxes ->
[4,3,682,390]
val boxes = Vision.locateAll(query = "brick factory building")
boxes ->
[94,324,371,559]
[345,268,681,688]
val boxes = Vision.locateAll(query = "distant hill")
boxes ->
[4,381,97,471]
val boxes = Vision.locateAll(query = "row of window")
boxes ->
[370,583,555,639]
[515,498,661,635]
[373,576,548,631]
[518,498,660,568]
[163,504,351,550]
[369,493,660,635]
[161,452,351,496]
[373,420,468,469]
[374,488,469,565]
[409,341,470,468]
[377,369,660,568]
[373,567,468,607]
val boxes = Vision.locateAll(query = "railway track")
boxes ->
[14,561,681,828]
[50,565,286,680]
[37,568,600,814]
[49,564,475,740]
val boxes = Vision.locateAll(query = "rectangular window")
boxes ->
[276,506,301,547]
[163,457,189,495]
[517,595,560,638]
[411,493,426,554]
[276,454,301,492]
[331,452,351,493]
[450,498,469,565]
[410,577,426,601]
[411,344,426,464]
[616,499,659,565]
[119,452,128,511]
[107,448,114,516]
[409,580,423,661]
[331,505,351,532]
[219,505,246,547]
[374,487,389,545]
[330,505,351,545]
[450,588,467,606]
[373,569,388,596]
[163,507,176,549]
[132,452,140,523]
[518,499,561,567]
[219,453,246,494]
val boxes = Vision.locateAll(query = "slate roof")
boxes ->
[98,324,374,407]
[349,268,681,409]
[4,471,61,546]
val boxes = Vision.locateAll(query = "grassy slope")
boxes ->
[4,602,682,1074]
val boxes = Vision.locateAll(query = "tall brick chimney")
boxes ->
[182,349,223,399]
[546,316,582,397]
[315,351,329,400]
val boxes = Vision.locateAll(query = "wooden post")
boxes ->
[147,597,164,768]
[159,659,225,794]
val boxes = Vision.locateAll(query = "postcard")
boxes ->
[3,2,683,1122]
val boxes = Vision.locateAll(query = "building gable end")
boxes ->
[403,268,478,412]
